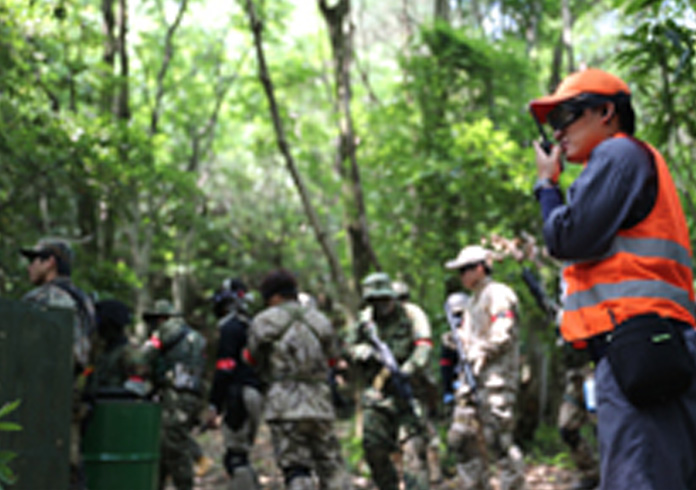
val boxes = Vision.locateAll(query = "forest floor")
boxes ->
[179,420,582,490]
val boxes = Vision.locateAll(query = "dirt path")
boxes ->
[184,420,578,490]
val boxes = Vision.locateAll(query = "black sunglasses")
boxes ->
[547,104,586,131]
[547,94,611,131]
[458,262,480,275]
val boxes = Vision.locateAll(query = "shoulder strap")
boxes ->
[161,326,191,355]
[51,280,96,334]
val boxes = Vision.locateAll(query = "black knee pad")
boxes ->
[559,428,580,449]
[223,449,249,476]
[283,465,312,486]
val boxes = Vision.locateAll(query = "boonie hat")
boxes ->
[142,299,181,320]
[445,245,491,270]
[362,272,397,300]
[20,238,73,266]
[529,68,631,124]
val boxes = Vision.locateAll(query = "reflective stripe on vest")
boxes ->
[560,135,695,341]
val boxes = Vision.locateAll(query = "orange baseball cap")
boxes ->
[529,68,631,123]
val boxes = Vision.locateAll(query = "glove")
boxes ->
[352,344,374,362]
[443,392,455,405]
[372,366,391,391]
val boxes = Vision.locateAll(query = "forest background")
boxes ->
[2,0,696,463]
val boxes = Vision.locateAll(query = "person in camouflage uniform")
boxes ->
[558,348,599,490]
[141,299,207,490]
[393,279,443,485]
[208,278,263,489]
[245,269,352,490]
[87,299,149,397]
[346,272,432,490]
[20,239,96,490]
[444,245,525,490]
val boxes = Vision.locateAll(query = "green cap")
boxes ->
[20,238,73,267]
[142,299,181,320]
[361,272,397,300]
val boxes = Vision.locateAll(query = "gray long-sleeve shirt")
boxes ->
[537,136,657,260]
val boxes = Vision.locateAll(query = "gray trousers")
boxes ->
[222,386,263,490]
[597,327,696,489]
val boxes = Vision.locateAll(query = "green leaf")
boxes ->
[0,452,16,465]
[0,423,21,432]
[0,400,19,419]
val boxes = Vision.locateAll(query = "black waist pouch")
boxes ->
[607,313,696,407]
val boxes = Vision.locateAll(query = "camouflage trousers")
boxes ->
[222,386,264,490]
[447,387,525,490]
[401,415,442,484]
[558,367,599,484]
[159,390,203,490]
[268,419,352,490]
[363,399,429,490]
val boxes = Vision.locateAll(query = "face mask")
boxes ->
[372,299,395,319]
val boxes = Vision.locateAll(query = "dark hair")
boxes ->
[53,253,71,276]
[575,92,635,135]
[613,92,635,135]
[260,269,298,302]
[96,299,131,339]
[211,278,249,319]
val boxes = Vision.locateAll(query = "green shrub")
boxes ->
[0,400,21,489]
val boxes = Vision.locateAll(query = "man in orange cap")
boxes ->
[531,68,696,489]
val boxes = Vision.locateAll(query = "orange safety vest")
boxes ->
[560,134,696,342]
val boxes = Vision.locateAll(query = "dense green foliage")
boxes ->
[2,0,696,442]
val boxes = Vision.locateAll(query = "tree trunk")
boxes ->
[549,33,563,92]
[245,0,358,314]
[130,0,187,332]
[434,0,449,23]
[318,0,381,291]
[561,0,574,73]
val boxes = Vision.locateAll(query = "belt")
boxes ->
[586,317,692,364]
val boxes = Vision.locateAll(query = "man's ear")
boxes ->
[46,254,58,270]
[601,102,615,123]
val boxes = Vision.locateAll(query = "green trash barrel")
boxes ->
[82,397,161,490]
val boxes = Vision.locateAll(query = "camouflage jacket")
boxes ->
[88,338,147,395]
[247,300,337,422]
[22,277,96,369]
[143,317,207,398]
[458,276,520,390]
[347,301,433,400]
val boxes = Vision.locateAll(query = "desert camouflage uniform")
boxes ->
[143,316,207,490]
[23,277,95,490]
[447,276,525,490]
[558,347,599,489]
[348,302,432,490]
[247,300,351,490]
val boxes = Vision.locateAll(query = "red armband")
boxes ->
[414,338,433,347]
[440,358,454,367]
[490,311,515,323]
[216,358,237,371]
[327,358,338,368]
[148,336,162,350]
[243,348,257,366]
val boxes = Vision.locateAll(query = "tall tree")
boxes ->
[244,0,359,312]
[319,0,381,290]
